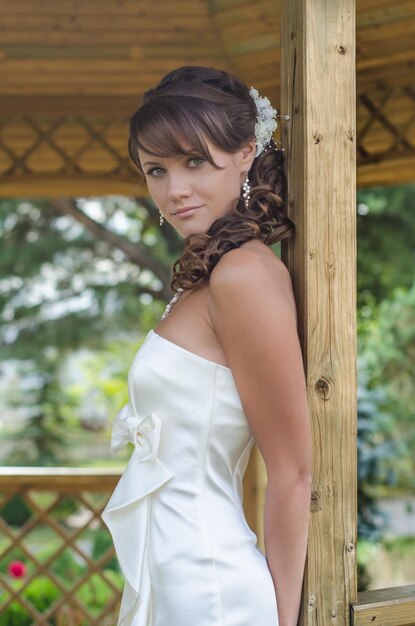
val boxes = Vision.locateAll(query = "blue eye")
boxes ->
[145,157,204,179]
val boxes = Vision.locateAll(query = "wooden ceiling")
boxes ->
[0,0,414,196]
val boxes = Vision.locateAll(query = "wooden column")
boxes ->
[280,2,357,626]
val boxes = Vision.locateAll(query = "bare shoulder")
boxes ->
[207,241,311,479]
[209,241,296,321]
[211,239,290,277]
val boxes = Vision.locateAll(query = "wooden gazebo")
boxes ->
[0,0,414,197]
[0,1,414,625]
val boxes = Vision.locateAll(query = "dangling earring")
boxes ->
[242,172,251,210]
[159,210,164,226]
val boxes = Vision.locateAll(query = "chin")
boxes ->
[176,221,211,239]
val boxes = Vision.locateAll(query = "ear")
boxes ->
[239,138,257,171]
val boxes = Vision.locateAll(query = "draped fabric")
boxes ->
[102,403,174,625]
[101,330,279,626]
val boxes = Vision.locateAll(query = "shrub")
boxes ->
[0,577,59,626]
[25,576,60,616]
[51,549,85,584]
[92,528,119,572]
[77,573,113,615]
[0,494,32,527]
[0,600,32,626]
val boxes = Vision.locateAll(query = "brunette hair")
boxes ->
[128,65,295,292]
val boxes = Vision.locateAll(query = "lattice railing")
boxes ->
[0,467,123,626]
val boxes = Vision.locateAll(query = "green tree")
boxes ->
[357,182,415,332]
[357,182,415,488]
[0,196,180,464]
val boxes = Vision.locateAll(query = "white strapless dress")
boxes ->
[101,329,279,626]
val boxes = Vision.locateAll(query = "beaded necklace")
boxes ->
[160,287,184,321]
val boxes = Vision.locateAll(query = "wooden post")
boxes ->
[280,2,357,626]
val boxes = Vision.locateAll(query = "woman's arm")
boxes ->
[264,470,311,626]
[208,247,312,626]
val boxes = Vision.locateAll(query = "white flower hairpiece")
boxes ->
[249,86,279,157]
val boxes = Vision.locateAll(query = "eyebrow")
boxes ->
[142,161,162,167]
[142,152,200,167]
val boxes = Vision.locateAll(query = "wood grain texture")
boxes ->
[351,584,415,626]
[0,467,123,623]
[280,2,358,626]
[0,0,414,192]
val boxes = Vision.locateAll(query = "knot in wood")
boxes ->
[315,377,331,399]
[310,491,321,512]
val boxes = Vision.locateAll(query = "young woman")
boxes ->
[102,65,312,626]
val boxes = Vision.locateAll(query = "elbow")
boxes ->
[297,470,313,490]
[297,466,312,482]
[267,467,312,489]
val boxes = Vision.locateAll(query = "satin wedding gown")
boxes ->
[101,328,279,626]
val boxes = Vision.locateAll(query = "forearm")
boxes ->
[264,475,311,626]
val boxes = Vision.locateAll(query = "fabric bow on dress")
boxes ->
[110,403,162,463]
[101,402,174,626]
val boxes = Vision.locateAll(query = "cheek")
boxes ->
[214,169,240,199]
[207,167,237,192]
[146,180,165,206]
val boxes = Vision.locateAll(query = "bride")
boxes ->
[103,64,312,626]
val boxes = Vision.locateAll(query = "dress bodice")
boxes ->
[101,329,266,626]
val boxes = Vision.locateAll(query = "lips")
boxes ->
[173,205,201,215]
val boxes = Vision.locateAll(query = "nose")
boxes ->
[167,172,192,203]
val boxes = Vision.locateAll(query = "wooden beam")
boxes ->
[0,96,139,116]
[357,152,415,189]
[280,2,357,626]
[0,174,143,198]
[0,466,122,490]
[351,584,415,626]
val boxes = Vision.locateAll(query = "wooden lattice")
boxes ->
[0,468,122,626]
[357,86,415,161]
[356,85,415,187]
[1,84,414,197]
[0,114,134,177]
[0,113,141,197]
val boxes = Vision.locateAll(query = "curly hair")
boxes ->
[128,65,295,293]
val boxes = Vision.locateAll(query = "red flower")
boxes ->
[8,560,26,578]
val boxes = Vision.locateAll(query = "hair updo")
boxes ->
[128,65,295,293]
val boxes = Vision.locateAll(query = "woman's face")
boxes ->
[137,137,256,239]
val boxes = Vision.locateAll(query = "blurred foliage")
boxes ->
[0,196,181,465]
[0,494,32,527]
[357,182,415,326]
[359,282,415,489]
[0,196,181,361]
[2,357,75,465]
[0,184,414,556]
[92,528,119,572]
[357,535,415,590]
[357,362,404,540]
[355,358,406,588]
[357,182,415,490]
